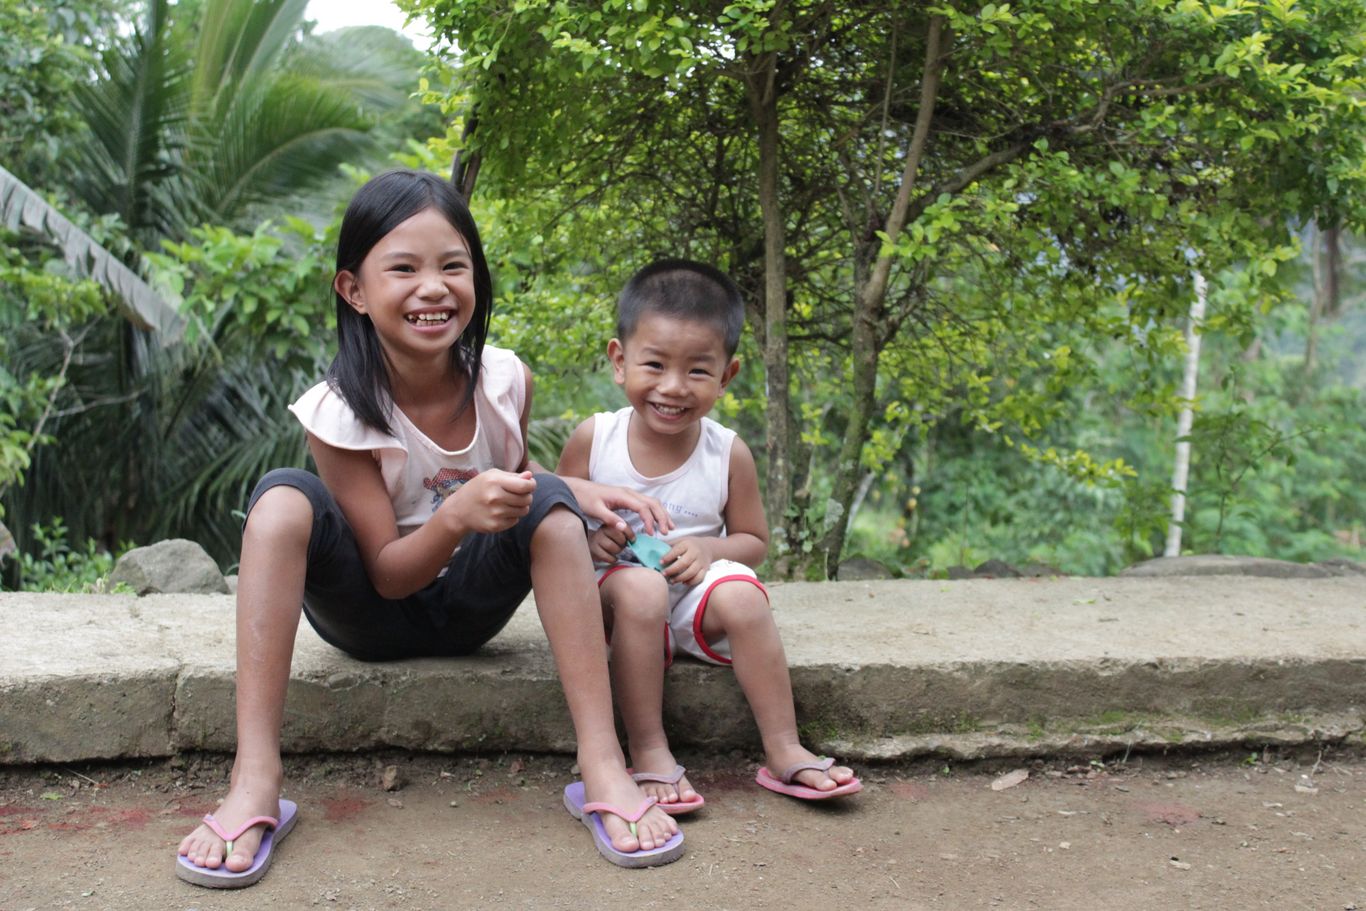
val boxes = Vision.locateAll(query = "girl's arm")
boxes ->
[308,432,533,600]
[661,436,770,584]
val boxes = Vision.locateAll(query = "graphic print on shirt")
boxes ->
[425,467,479,511]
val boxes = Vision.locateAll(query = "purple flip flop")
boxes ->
[563,781,684,867]
[175,798,299,888]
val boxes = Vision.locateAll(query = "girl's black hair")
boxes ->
[326,169,493,435]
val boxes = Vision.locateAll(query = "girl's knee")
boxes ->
[243,485,313,548]
[530,503,585,548]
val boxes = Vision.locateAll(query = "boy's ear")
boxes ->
[607,338,626,384]
[719,357,740,391]
[334,271,366,314]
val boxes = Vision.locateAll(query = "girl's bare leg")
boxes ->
[701,582,856,791]
[530,508,678,852]
[600,568,698,807]
[177,486,310,871]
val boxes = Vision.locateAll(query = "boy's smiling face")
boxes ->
[609,312,739,439]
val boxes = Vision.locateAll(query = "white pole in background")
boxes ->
[1165,271,1208,557]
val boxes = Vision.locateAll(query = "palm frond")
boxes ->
[0,165,184,339]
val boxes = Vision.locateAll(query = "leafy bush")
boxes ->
[0,518,128,593]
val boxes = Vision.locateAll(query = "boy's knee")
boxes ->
[705,581,770,629]
[606,570,669,626]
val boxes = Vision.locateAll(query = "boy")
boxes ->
[557,259,861,810]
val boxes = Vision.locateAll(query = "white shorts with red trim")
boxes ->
[596,559,768,666]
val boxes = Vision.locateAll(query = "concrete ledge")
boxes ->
[2,576,1364,764]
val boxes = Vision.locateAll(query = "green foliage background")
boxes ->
[1,0,1364,588]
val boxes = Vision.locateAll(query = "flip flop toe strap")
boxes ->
[200,812,279,859]
[582,796,660,838]
[630,765,686,786]
[778,756,836,785]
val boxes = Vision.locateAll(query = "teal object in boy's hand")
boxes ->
[628,534,672,572]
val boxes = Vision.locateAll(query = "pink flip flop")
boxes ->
[175,799,299,888]
[756,757,863,800]
[563,781,685,868]
[629,764,705,815]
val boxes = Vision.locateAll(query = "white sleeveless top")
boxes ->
[587,407,735,542]
[288,345,527,537]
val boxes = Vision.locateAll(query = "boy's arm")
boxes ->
[662,436,769,584]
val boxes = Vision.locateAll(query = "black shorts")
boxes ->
[246,468,585,661]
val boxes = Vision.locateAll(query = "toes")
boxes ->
[607,822,641,853]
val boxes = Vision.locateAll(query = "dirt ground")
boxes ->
[1,747,1363,911]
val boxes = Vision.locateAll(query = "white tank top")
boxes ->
[587,406,735,542]
[288,345,526,537]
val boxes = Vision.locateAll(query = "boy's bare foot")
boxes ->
[579,758,679,853]
[629,745,700,807]
[177,760,284,872]
[765,745,856,793]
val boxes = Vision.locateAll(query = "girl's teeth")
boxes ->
[408,313,450,324]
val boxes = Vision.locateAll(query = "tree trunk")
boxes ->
[746,55,796,568]
[1164,271,1207,557]
[817,16,948,577]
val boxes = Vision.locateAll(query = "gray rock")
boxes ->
[1314,558,1366,576]
[1017,562,1066,578]
[1120,555,1333,579]
[837,557,895,580]
[973,559,1022,578]
[110,539,229,595]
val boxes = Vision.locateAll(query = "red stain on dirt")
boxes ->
[323,796,372,823]
[695,771,752,793]
[472,787,517,806]
[0,805,37,816]
[889,780,930,801]
[47,806,153,833]
[1137,801,1201,827]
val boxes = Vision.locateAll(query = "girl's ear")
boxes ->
[334,270,366,314]
[607,338,627,384]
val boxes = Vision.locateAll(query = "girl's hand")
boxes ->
[566,479,674,537]
[443,470,536,534]
[662,537,712,587]
[588,525,630,564]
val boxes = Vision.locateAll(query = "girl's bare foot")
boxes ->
[629,744,700,807]
[578,757,679,853]
[177,759,284,872]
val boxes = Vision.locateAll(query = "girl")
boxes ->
[176,170,682,885]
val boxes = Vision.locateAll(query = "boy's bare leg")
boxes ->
[178,486,309,871]
[530,509,678,851]
[700,582,856,791]
[600,568,699,807]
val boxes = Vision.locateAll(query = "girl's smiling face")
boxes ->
[333,206,476,363]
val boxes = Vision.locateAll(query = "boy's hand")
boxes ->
[662,537,712,587]
[588,524,631,564]
[442,470,535,534]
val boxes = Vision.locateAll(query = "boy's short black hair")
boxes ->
[617,259,744,357]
